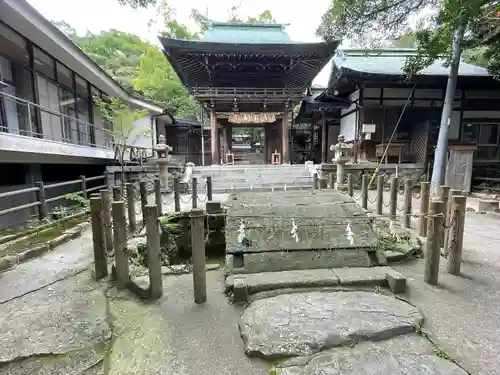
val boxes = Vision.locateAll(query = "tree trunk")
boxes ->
[430,22,466,197]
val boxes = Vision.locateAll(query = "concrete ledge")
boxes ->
[0,221,90,272]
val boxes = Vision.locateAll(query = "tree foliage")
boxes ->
[117,0,156,8]
[316,0,500,76]
[53,4,277,122]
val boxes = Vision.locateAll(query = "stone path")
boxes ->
[2,186,500,375]
[0,229,268,375]
[356,189,500,375]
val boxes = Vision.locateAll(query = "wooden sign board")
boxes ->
[226,153,234,165]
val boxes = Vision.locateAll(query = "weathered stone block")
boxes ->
[334,267,388,286]
[386,270,407,293]
[206,201,222,214]
[477,199,499,212]
[232,278,248,303]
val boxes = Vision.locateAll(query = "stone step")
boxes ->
[225,248,387,275]
[225,267,407,302]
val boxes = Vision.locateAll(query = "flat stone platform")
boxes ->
[224,190,383,273]
[225,267,406,302]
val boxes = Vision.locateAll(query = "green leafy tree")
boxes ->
[117,0,156,8]
[133,47,199,119]
[94,97,149,186]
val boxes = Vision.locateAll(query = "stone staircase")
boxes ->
[191,164,318,192]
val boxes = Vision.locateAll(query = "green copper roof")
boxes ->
[201,22,293,44]
[333,48,489,77]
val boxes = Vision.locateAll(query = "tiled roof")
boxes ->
[202,22,294,44]
[333,48,489,77]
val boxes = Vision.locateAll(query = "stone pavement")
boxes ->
[393,212,500,375]
[0,228,268,375]
[356,188,500,375]
[2,187,500,375]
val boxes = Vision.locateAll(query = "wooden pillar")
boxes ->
[264,125,269,164]
[210,108,219,165]
[321,112,327,163]
[222,126,228,163]
[282,110,289,164]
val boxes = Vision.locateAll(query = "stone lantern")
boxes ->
[155,135,172,191]
[330,135,351,191]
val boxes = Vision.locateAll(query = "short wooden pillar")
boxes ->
[403,178,412,228]
[101,189,113,252]
[139,181,148,224]
[347,173,353,197]
[90,196,107,280]
[145,205,163,299]
[446,196,466,275]
[112,200,129,289]
[424,200,444,285]
[443,189,461,256]
[419,182,430,237]
[206,176,213,201]
[154,178,162,217]
[390,177,398,220]
[125,183,136,233]
[376,175,384,215]
[191,208,206,304]
[361,174,368,209]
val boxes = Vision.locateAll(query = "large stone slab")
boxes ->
[0,272,111,363]
[275,334,468,375]
[233,249,372,274]
[0,347,104,375]
[225,190,377,252]
[239,291,422,358]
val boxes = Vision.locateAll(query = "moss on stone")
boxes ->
[0,216,88,257]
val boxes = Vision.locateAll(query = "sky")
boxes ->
[27,0,334,86]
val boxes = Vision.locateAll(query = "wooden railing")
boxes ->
[0,175,107,221]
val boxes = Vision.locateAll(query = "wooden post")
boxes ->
[361,174,368,209]
[439,185,451,247]
[206,176,213,201]
[192,177,198,209]
[139,181,148,224]
[154,178,162,217]
[390,177,398,220]
[101,189,113,252]
[347,173,353,197]
[112,201,129,289]
[113,186,121,201]
[312,173,319,191]
[447,196,466,275]
[328,173,335,189]
[443,189,461,256]
[191,208,206,304]
[403,178,412,228]
[90,197,107,280]
[174,177,181,212]
[419,182,430,237]
[145,205,163,299]
[125,183,136,233]
[80,175,87,199]
[105,171,113,190]
[376,175,383,215]
[35,181,48,220]
[424,200,444,285]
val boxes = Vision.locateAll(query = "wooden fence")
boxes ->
[0,174,110,222]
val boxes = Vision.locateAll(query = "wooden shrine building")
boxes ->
[297,48,500,182]
[159,22,339,164]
